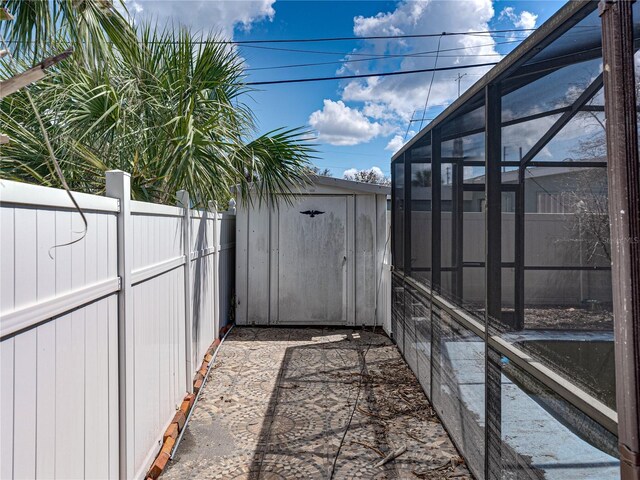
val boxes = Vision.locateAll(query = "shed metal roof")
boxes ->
[234,175,390,196]
[309,175,390,195]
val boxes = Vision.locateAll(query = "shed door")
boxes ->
[277,196,348,324]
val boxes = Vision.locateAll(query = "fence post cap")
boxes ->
[176,190,190,208]
[105,169,131,177]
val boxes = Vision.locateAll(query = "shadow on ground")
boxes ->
[163,327,470,480]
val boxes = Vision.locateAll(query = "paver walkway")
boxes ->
[164,327,471,479]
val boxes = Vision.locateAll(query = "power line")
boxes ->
[404,109,417,141]
[7,25,602,51]
[418,34,443,130]
[5,37,523,71]
[223,28,537,45]
[241,38,522,74]
[232,24,596,45]
[240,43,392,56]
[6,36,515,58]
[239,38,521,58]
[242,38,524,81]
[245,61,497,86]
[245,52,504,72]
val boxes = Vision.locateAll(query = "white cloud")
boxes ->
[362,102,397,121]
[517,11,538,30]
[370,166,384,178]
[127,0,143,14]
[500,6,538,30]
[339,0,499,124]
[343,168,359,178]
[123,0,275,37]
[306,0,522,150]
[308,99,393,146]
[343,166,385,180]
[385,134,407,153]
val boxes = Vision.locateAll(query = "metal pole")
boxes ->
[452,139,464,299]
[391,161,397,269]
[600,1,640,478]
[514,166,525,331]
[485,83,502,324]
[431,128,442,292]
[485,82,502,480]
[404,151,412,276]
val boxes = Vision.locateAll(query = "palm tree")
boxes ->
[1,20,315,206]
[1,0,135,64]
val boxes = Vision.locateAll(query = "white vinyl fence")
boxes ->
[0,171,235,480]
[410,212,612,305]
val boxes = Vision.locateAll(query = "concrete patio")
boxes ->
[163,327,471,479]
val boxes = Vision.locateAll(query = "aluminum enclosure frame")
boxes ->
[390,0,640,478]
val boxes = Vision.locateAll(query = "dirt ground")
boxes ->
[465,303,614,331]
[524,307,614,330]
[163,327,471,480]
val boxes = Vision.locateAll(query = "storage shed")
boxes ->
[235,176,390,326]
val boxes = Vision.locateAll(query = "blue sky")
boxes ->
[128,0,567,177]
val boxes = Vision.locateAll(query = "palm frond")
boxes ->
[1,21,316,207]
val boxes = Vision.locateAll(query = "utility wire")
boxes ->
[221,28,537,44]
[241,38,522,73]
[404,109,417,141]
[6,37,515,57]
[245,61,497,86]
[238,38,520,57]
[418,34,443,131]
[0,33,87,256]
[245,53,503,72]
[240,43,414,57]
[5,37,523,71]
[8,25,604,51]
[225,24,595,45]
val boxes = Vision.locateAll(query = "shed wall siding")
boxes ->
[235,183,389,327]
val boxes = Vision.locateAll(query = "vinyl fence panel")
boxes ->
[0,182,120,480]
[190,209,217,372]
[217,214,236,329]
[0,174,235,480]
[129,201,187,478]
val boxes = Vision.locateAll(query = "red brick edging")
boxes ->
[145,324,234,479]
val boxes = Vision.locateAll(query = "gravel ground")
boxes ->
[523,307,614,331]
[163,327,471,480]
[463,303,614,331]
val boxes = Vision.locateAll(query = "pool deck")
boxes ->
[163,327,471,480]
